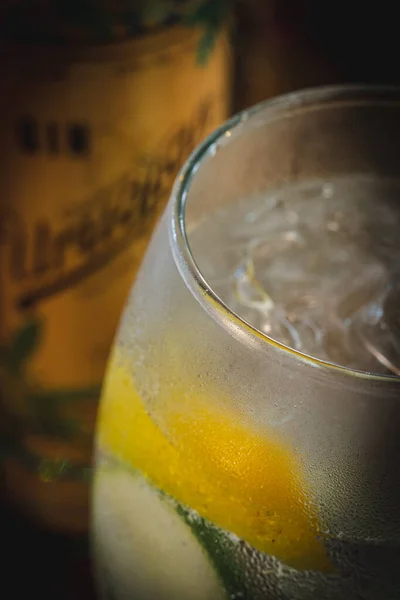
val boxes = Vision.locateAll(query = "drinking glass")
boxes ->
[92,86,400,600]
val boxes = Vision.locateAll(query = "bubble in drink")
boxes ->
[189,176,400,375]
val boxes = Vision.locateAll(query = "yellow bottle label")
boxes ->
[0,26,230,531]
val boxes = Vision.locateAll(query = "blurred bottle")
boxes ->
[0,0,231,534]
[233,0,336,111]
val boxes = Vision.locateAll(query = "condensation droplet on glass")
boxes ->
[283,230,302,243]
[327,220,340,232]
[322,182,334,198]
[286,210,300,226]
[263,322,272,334]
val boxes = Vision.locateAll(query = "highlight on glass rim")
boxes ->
[92,85,400,600]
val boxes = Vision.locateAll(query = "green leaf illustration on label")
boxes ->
[7,320,42,374]
[0,0,232,60]
[184,0,231,63]
[0,318,101,477]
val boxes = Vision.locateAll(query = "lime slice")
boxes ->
[93,467,227,600]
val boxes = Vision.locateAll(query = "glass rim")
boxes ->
[170,84,400,385]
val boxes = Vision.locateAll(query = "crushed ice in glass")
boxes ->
[189,176,400,375]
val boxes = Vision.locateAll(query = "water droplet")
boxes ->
[322,182,334,198]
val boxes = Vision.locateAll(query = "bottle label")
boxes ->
[0,25,230,528]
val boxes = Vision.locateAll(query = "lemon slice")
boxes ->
[97,363,330,572]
